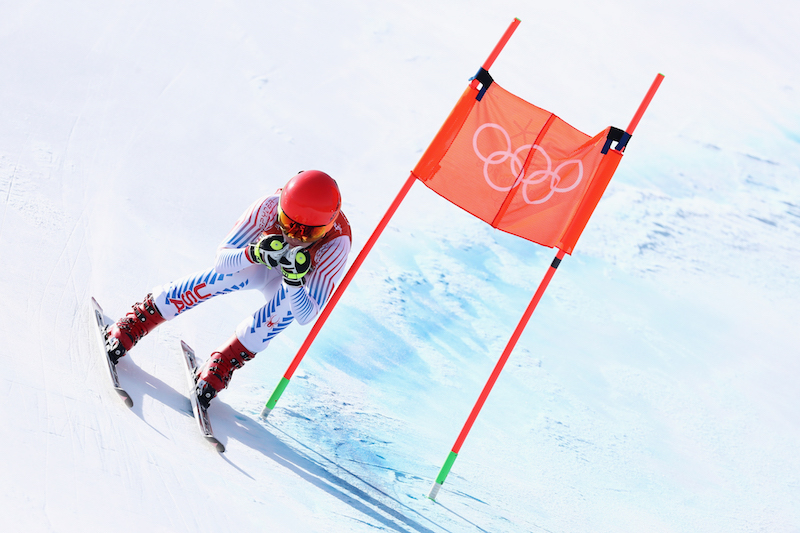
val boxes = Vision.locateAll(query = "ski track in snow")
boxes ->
[2,0,800,532]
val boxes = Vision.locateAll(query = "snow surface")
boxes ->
[2,1,799,531]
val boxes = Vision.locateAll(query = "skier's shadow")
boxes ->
[114,360,195,437]
[95,313,193,438]
[211,405,449,533]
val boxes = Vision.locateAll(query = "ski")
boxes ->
[180,340,225,453]
[90,297,134,408]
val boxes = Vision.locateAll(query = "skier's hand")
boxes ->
[280,246,312,286]
[248,234,287,268]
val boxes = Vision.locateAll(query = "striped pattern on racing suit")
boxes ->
[150,194,351,353]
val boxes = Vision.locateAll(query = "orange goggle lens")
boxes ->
[277,208,331,243]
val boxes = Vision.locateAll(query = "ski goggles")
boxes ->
[277,206,332,244]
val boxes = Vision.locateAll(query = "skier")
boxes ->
[104,170,351,408]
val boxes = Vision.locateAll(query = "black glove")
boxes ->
[248,234,287,268]
[279,246,312,286]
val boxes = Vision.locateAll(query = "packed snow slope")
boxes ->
[2,1,799,532]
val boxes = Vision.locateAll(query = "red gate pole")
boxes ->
[626,73,664,136]
[260,18,524,419]
[260,173,416,418]
[482,18,521,71]
[428,72,665,501]
[428,249,564,500]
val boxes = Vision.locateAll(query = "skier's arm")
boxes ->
[283,236,350,325]
[213,196,277,274]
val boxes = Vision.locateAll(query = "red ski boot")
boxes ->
[106,294,166,364]
[195,335,256,408]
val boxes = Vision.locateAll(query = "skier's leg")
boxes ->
[236,283,297,353]
[151,265,267,319]
[107,265,268,363]
[195,281,294,407]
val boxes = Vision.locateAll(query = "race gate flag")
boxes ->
[410,20,663,501]
[413,70,630,254]
[259,18,663,502]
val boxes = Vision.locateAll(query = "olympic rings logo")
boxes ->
[472,123,584,205]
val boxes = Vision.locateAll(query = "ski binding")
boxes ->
[91,297,133,408]
[180,341,225,453]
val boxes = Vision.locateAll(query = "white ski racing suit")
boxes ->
[149,194,351,354]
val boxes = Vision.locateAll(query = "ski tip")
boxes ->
[180,340,195,358]
[207,437,225,453]
[117,390,134,408]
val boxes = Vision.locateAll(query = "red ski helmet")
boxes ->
[278,170,341,244]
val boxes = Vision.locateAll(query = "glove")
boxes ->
[279,246,312,286]
[248,234,287,268]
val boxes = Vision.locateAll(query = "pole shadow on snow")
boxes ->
[94,311,490,531]
[430,502,493,533]
[206,403,453,533]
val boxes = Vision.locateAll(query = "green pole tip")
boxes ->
[435,450,459,485]
[263,376,291,415]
